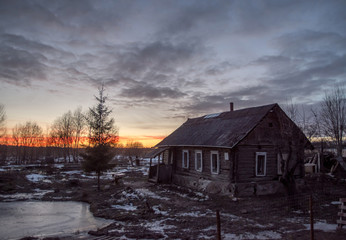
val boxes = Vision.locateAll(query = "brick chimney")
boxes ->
[230,102,234,111]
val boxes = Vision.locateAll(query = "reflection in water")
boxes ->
[0,201,112,239]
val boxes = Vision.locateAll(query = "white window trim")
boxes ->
[182,150,189,169]
[210,151,220,174]
[224,152,229,161]
[256,152,267,176]
[195,150,203,172]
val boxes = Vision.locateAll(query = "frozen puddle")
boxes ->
[0,201,112,239]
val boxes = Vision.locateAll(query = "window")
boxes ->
[182,150,189,169]
[277,153,288,175]
[256,152,267,176]
[224,152,229,161]
[195,150,203,172]
[211,151,220,174]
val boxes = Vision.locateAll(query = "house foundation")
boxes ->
[172,174,231,195]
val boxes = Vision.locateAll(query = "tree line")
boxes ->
[0,87,146,165]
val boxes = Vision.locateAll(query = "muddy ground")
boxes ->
[0,160,346,240]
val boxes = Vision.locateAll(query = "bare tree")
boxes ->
[12,125,21,163]
[283,100,317,142]
[0,104,6,138]
[72,107,85,162]
[51,111,74,162]
[48,125,63,161]
[13,122,43,163]
[276,107,310,195]
[319,85,346,158]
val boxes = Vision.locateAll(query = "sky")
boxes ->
[0,0,345,147]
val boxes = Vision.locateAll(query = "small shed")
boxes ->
[147,103,312,196]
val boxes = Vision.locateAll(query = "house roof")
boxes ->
[156,103,278,149]
[145,147,170,158]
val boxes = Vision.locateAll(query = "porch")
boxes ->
[146,147,173,184]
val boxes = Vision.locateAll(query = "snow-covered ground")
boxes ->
[1,159,344,239]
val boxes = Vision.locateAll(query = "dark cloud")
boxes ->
[276,30,346,56]
[120,83,185,99]
[97,38,212,102]
[238,27,346,106]
[0,0,134,42]
[0,1,65,39]
[0,45,47,86]
[205,61,238,76]
[0,34,75,60]
[230,1,305,35]
[0,34,79,86]
[112,40,207,77]
[181,93,232,117]
[157,0,231,38]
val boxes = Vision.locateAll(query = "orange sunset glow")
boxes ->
[118,136,165,148]
[0,134,165,148]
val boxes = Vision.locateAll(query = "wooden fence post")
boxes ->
[337,198,346,229]
[310,195,314,240]
[216,210,221,240]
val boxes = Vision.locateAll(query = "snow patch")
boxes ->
[141,218,176,238]
[135,188,170,201]
[112,203,137,211]
[0,189,54,201]
[26,174,46,182]
[176,211,210,217]
[153,205,169,216]
[62,170,82,175]
[121,191,140,200]
[224,231,281,239]
[304,220,337,232]
[221,212,242,220]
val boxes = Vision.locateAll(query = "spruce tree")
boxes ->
[82,85,118,191]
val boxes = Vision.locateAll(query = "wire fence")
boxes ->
[256,193,341,224]
[212,191,346,240]
[214,179,346,240]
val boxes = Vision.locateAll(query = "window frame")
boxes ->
[195,150,203,172]
[182,150,189,169]
[210,151,220,174]
[255,152,267,176]
[224,152,229,161]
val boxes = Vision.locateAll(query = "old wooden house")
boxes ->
[147,103,312,196]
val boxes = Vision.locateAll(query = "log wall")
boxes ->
[173,147,231,182]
